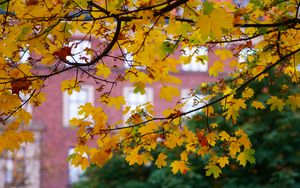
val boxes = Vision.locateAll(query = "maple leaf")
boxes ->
[107,96,125,110]
[218,157,229,168]
[53,46,72,60]
[96,63,111,78]
[286,95,300,110]
[159,86,180,102]
[155,153,168,168]
[242,88,254,99]
[267,96,284,111]
[229,142,241,157]
[252,101,265,109]
[237,149,256,167]
[219,131,230,141]
[209,61,224,77]
[61,79,81,95]
[170,160,190,174]
[11,79,32,94]
[215,49,233,60]
[180,151,188,162]
[205,164,222,179]
[197,8,233,39]
[19,130,35,143]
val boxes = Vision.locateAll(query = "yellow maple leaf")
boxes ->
[206,132,218,146]
[252,101,265,109]
[61,79,80,95]
[159,86,180,102]
[215,49,233,60]
[218,157,229,168]
[242,88,254,99]
[287,95,300,110]
[229,142,241,157]
[155,153,168,168]
[170,160,190,174]
[0,92,21,114]
[0,130,21,151]
[165,133,182,149]
[219,131,230,141]
[267,96,284,111]
[19,130,35,143]
[210,123,218,128]
[209,61,224,77]
[107,96,125,110]
[96,63,111,78]
[197,8,233,39]
[180,151,189,162]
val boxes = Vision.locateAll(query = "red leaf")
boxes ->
[11,79,32,94]
[53,46,72,60]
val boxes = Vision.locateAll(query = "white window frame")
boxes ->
[63,85,94,127]
[123,87,153,123]
[181,89,205,118]
[181,46,208,72]
[66,40,91,64]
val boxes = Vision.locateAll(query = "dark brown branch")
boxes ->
[235,18,300,28]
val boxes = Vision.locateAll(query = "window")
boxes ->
[68,148,85,184]
[123,48,134,68]
[181,47,208,72]
[4,148,26,187]
[123,49,145,69]
[233,0,249,8]
[63,85,94,126]
[238,48,255,63]
[66,40,91,64]
[19,49,30,64]
[181,89,205,118]
[123,87,153,123]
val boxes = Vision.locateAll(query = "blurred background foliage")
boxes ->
[73,75,300,188]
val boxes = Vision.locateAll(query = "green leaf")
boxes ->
[237,148,256,167]
[205,164,222,179]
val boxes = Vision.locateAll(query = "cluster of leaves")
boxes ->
[73,76,300,188]
[0,0,299,177]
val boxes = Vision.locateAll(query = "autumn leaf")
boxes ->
[197,8,233,39]
[159,86,180,102]
[242,88,254,99]
[107,96,125,110]
[19,130,35,143]
[205,164,222,178]
[155,153,168,168]
[237,149,256,167]
[252,101,265,109]
[170,160,190,174]
[219,131,230,141]
[61,79,81,95]
[11,79,32,94]
[229,142,241,157]
[53,46,72,60]
[209,61,224,77]
[218,157,229,168]
[267,96,284,111]
[96,63,111,78]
